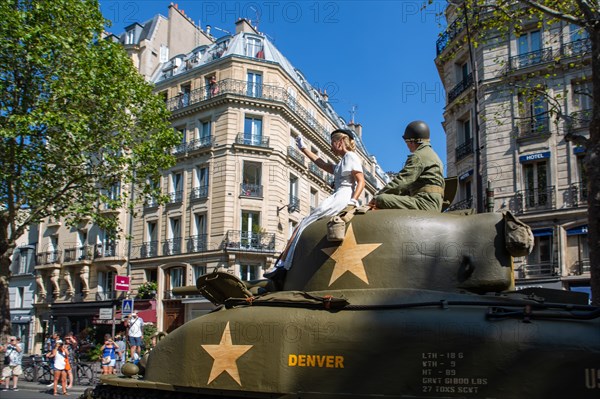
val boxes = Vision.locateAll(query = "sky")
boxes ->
[99,0,449,173]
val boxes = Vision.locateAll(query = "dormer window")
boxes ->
[125,29,135,45]
[245,37,264,58]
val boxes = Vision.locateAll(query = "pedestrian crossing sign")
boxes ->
[122,299,134,316]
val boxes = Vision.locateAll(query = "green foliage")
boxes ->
[142,324,157,351]
[136,281,158,299]
[0,0,181,251]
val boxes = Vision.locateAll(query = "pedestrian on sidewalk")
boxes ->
[47,339,69,396]
[1,336,23,391]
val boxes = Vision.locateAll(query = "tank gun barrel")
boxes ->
[171,285,200,296]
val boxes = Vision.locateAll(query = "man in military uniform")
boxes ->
[371,120,445,211]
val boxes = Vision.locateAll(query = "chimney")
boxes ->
[348,122,362,139]
[322,89,329,102]
[235,18,259,34]
[206,25,211,35]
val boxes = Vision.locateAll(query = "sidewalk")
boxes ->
[9,380,89,396]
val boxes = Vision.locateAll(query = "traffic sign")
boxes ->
[122,299,134,316]
[115,275,130,291]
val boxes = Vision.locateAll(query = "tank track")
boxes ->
[86,384,269,399]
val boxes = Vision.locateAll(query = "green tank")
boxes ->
[92,210,600,399]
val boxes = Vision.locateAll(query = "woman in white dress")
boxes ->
[274,128,365,271]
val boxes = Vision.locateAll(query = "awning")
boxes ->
[533,228,553,237]
[567,225,588,235]
[11,315,32,324]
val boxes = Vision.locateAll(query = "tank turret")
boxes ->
[93,210,599,399]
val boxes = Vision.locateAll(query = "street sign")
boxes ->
[115,275,130,291]
[99,308,113,320]
[122,299,134,316]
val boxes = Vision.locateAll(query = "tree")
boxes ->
[0,0,181,336]
[434,0,599,305]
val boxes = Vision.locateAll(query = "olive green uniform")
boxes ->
[374,142,445,211]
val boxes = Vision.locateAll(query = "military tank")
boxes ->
[92,210,600,399]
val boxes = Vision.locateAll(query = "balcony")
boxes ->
[288,195,300,212]
[561,38,592,57]
[309,163,323,180]
[516,116,551,141]
[191,185,209,200]
[96,291,121,301]
[436,16,466,56]
[187,235,209,253]
[235,133,270,148]
[240,183,263,198]
[447,73,473,103]
[167,190,183,204]
[364,170,378,188]
[144,196,159,209]
[567,108,592,132]
[165,78,332,144]
[518,262,556,278]
[94,242,118,259]
[455,140,473,161]
[509,48,553,71]
[188,136,213,152]
[63,245,93,263]
[514,186,555,213]
[446,197,473,212]
[570,259,591,276]
[36,251,61,266]
[139,241,159,258]
[163,238,182,256]
[225,230,276,252]
[564,182,588,208]
[287,146,306,166]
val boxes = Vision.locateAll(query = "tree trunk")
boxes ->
[0,213,13,337]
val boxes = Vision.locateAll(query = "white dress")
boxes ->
[282,151,363,269]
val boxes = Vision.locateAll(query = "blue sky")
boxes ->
[100,0,448,173]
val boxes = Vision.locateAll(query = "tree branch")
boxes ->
[519,0,583,25]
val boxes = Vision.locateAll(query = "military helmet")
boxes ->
[402,120,430,142]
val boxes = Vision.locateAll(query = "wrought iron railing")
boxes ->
[514,186,555,213]
[163,238,182,256]
[448,73,473,103]
[187,136,214,152]
[309,163,323,179]
[455,140,473,161]
[187,235,209,253]
[565,182,588,207]
[167,190,183,204]
[165,78,332,143]
[516,115,551,140]
[144,196,159,208]
[520,262,556,278]
[288,195,300,212]
[224,230,276,252]
[63,245,93,262]
[561,38,592,57]
[36,251,61,265]
[139,241,159,258]
[191,185,209,200]
[240,183,263,197]
[436,16,466,56]
[446,197,473,212]
[287,146,305,166]
[94,242,117,258]
[235,132,270,148]
[567,108,592,132]
[509,48,553,70]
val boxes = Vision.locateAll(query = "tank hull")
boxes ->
[99,288,600,398]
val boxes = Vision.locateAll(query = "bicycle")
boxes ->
[22,354,54,384]
[75,361,97,386]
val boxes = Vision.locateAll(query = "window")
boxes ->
[98,271,115,300]
[166,267,184,298]
[287,87,297,110]
[519,93,548,136]
[15,287,24,308]
[568,24,590,55]
[242,162,262,197]
[456,117,473,160]
[247,72,263,97]
[243,116,263,146]
[125,29,135,45]
[194,265,207,281]
[245,37,263,58]
[192,166,209,199]
[241,211,260,248]
[146,269,157,284]
[288,220,298,240]
[572,81,592,111]
[526,233,554,276]
[464,180,472,202]
[198,120,211,146]
[179,84,191,107]
[518,29,541,56]
[310,188,318,211]
[97,229,117,257]
[240,264,259,281]
[190,213,207,252]
[160,45,169,63]
[166,217,181,255]
[289,174,299,211]
[143,221,158,258]
[460,62,469,82]
[18,247,34,275]
[523,161,548,207]
[169,172,183,203]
